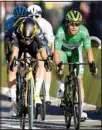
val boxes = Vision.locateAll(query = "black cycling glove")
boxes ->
[89,61,97,75]
[44,56,53,71]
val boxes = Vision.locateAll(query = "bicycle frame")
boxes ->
[11,51,36,129]
[25,66,35,107]
[10,49,52,129]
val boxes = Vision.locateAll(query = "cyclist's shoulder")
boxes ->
[58,24,65,30]
[13,17,27,27]
[79,25,89,37]
[4,16,15,26]
[56,24,65,35]
[4,16,16,35]
[79,25,89,33]
[40,17,50,24]
[39,17,53,28]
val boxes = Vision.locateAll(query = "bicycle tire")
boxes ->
[73,77,81,129]
[16,72,26,129]
[20,112,26,129]
[34,104,39,120]
[33,76,39,120]
[28,78,34,129]
[40,81,46,121]
[16,72,21,103]
[64,75,72,129]
[19,83,27,129]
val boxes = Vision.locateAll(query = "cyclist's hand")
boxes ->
[44,57,53,71]
[10,57,17,71]
[56,62,64,80]
[89,61,98,75]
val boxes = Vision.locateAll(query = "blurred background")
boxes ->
[0,1,101,107]
[0,1,102,38]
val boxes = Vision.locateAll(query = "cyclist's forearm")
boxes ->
[86,49,95,63]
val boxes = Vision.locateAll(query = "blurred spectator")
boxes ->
[5,2,14,20]
[18,1,39,8]
[63,1,80,15]
[1,2,5,23]
[25,1,38,7]
[62,1,80,24]
[40,1,73,32]
[87,2,102,40]
[79,2,91,26]
[1,1,102,39]
[0,2,5,41]
[40,2,59,32]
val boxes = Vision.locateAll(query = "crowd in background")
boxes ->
[0,1,102,40]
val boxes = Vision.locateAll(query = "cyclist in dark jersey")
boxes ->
[7,16,51,116]
[53,10,97,120]
[4,6,27,117]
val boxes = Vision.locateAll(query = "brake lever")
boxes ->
[10,57,17,71]
[44,57,53,72]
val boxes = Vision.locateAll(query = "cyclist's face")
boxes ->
[68,22,80,35]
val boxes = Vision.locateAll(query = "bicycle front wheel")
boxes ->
[19,83,27,129]
[64,75,72,129]
[40,81,46,121]
[20,111,26,129]
[73,77,81,129]
[16,72,21,103]
[28,78,34,129]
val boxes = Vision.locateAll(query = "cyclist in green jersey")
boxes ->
[53,10,97,119]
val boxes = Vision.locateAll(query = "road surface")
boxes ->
[0,88,102,129]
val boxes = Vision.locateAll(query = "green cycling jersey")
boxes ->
[55,24,91,52]
[54,24,92,76]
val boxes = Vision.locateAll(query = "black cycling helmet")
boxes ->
[20,17,38,44]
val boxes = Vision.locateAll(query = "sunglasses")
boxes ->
[33,15,40,19]
[68,22,81,27]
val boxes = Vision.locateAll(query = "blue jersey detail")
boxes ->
[4,17,16,36]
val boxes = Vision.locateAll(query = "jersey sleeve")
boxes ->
[39,18,55,43]
[44,22,55,43]
[4,17,15,36]
[54,26,64,50]
[82,27,92,51]
[35,25,51,56]
[11,32,19,47]
[34,25,48,49]
[45,26,54,43]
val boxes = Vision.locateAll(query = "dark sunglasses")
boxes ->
[68,22,81,27]
[34,15,40,18]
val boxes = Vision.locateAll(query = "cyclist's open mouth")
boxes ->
[71,30,77,34]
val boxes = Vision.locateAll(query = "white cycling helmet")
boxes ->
[27,5,42,15]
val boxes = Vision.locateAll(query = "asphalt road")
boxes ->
[0,91,102,129]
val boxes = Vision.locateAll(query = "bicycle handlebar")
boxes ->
[59,62,97,76]
[10,56,53,72]
[60,62,89,66]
